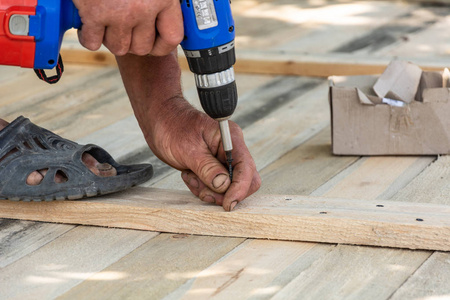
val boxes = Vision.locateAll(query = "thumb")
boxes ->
[191,156,231,194]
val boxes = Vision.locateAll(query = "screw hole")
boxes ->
[319,212,327,214]
[416,218,424,222]
[285,197,292,201]
[376,204,384,207]
[48,59,55,65]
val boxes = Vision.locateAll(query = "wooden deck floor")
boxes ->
[1,1,450,299]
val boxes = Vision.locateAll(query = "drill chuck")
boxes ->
[185,42,238,120]
[195,66,237,119]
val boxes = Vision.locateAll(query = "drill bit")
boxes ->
[226,150,233,181]
[219,120,233,181]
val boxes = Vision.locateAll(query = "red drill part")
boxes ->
[0,1,36,68]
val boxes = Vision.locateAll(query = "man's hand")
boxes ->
[116,52,261,211]
[72,0,184,56]
[149,99,261,211]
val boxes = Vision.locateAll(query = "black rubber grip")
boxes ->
[197,82,238,119]
[186,45,236,75]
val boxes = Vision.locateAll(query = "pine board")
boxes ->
[0,188,449,251]
[60,48,450,77]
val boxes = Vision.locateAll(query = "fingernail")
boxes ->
[202,195,216,204]
[213,174,228,189]
[230,200,238,211]
[181,171,188,181]
[189,177,199,189]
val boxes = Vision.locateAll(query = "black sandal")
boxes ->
[0,116,153,201]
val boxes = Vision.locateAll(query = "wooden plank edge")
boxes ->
[1,188,449,251]
[60,48,450,77]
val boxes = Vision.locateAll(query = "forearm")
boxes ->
[116,51,183,115]
[115,51,201,151]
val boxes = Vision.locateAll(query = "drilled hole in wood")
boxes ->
[416,218,424,222]
[376,205,384,207]
[319,212,328,214]
[285,197,292,201]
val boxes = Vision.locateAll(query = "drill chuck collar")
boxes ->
[184,41,238,120]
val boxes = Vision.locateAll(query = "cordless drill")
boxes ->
[0,0,238,178]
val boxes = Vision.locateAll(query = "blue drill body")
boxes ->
[180,0,235,51]
[30,0,81,69]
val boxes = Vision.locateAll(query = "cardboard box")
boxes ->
[329,60,450,155]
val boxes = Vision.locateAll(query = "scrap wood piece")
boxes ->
[0,187,449,251]
[59,46,450,77]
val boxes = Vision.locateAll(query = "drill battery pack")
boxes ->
[0,0,80,69]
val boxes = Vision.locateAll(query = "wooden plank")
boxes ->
[167,243,336,300]
[392,155,450,205]
[390,251,450,299]
[0,226,157,300]
[60,49,450,77]
[0,220,74,269]
[259,127,359,195]
[273,1,415,54]
[58,234,245,300]
[383,15,450,58]
[0,65,109,113]
[168,240,327,300]
[317,156,433,200]
[271,245,430,300]
[331,6,446,55]
[387,155,450,298]
[0,188,449,251]
[401,0,450,5]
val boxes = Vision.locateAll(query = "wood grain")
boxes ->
[271,244,430,300]
[173,240,322,300]
[390,251,450,300]
[0,220,74,269]
[0,188,449,251]
[59,234,245,300]
[0,226,157,300]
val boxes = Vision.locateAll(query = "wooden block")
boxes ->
[59,47,450,77]
[0,187,449,251]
